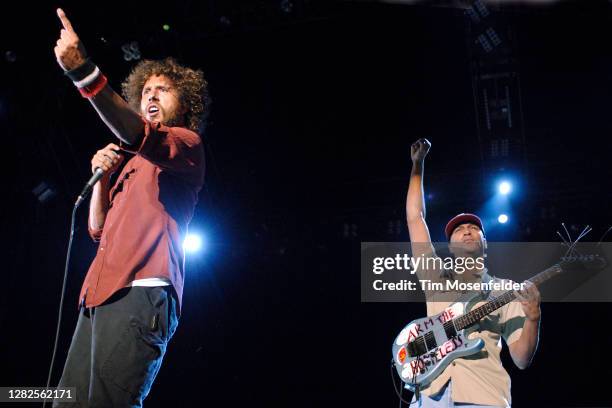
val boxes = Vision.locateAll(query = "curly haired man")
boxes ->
[53,8,209,407]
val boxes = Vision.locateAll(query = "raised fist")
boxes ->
[410,138,431,163]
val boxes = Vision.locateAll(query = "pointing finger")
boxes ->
[60,29,72,40]
[57,8,75,32]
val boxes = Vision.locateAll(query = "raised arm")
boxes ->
[53,8,144,145]
[406,138,436,257]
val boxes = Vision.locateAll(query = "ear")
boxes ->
[482,237,488,258]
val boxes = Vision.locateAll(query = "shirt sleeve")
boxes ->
[87,186,113,242]
[500,283,527,345]
[414,255,445,283]
[88,224,103,242]
[121,120,205,189]
[413,254,448,303]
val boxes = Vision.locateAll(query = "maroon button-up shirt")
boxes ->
[80,120,205,313]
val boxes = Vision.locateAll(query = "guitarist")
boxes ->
[405,138,541,407]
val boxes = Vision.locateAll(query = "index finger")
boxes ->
[57,8,75,32]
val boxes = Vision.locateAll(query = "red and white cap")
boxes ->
[445,213,484,240]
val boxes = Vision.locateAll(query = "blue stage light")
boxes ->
[183,233,203,253]
[498,181,512,195]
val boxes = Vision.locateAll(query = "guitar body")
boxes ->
[391,255,604,391]
[392,297,484,391]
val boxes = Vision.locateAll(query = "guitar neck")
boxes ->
[454,265,560,330]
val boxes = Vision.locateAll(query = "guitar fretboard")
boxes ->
[453,264,561,330]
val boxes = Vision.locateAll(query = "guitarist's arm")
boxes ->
[508,281,541,369]
[407,138,436,261]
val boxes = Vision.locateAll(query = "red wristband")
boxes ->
[78,74,108,98]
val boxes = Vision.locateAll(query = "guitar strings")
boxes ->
[414,254,571,351]
[596,225,612,246]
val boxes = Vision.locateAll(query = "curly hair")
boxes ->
[121,57,210,133]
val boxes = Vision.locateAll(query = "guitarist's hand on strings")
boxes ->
[516,281,541,322]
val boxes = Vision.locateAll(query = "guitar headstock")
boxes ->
[559,253,608,272]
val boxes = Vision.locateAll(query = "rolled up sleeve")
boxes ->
[122,120,205,189]
[88,224,103,242]
[501,293,527,345]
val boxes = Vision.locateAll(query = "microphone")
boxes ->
[75,168,104,207]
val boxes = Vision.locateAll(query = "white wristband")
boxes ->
[73,66,101,88]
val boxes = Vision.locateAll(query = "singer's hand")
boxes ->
[92,143,123,177]
[54,8,88,71]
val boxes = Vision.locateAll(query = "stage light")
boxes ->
[477,34,493,53]
[121,41,141,62]
[183,233,203,253]
[32,181,56,203]
[280,0,294,13]
[5,50,16,63]
[497,214,509,224]
[498,181,512,195]
[162,24,170,31]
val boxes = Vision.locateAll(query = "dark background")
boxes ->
[1,0,611,407]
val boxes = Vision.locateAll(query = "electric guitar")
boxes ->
[391,254,606,391]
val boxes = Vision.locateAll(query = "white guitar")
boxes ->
[391,254,606,391]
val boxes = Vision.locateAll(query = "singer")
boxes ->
[53,8,209,407]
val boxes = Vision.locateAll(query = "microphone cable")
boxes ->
[43,196,85,407]
[390,359,415,407]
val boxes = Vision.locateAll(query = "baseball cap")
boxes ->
[445,213,484,240]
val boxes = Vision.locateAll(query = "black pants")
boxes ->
[54,286,178,408]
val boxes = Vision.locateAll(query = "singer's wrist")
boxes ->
[96,175,112,188]
[65,59,108,99]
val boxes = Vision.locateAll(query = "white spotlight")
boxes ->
[183,234,203,253]
[497,214,509,224]
[498,181,512,195]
